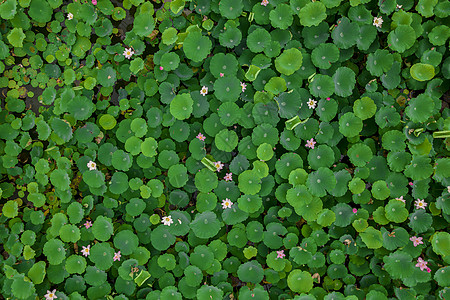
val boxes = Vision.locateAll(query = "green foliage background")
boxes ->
[0,0,449,299]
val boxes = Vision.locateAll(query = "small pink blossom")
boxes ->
[276,250,285,259]
[305,138,316,149]
[415,257,428,271]
[159,66,164,71]
[81,245,90,257]
[196,133,206,141]
[240,82,247,92]
[213,161,224,172]
[409,182,414,186]
[326,97,331,101]
[395,196,406,203]
[352,208,357,213]
[224,173,232,181]
[426,267,431,273]
[410,236,423,247]
[219,73,224,77]
[415,199,427,210]
[261,0,269,6]
[45,289,57,300]
[84,220,92,229]
[92,0,97,5]
[113,251,121,262]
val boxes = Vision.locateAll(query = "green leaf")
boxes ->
[410,63,435,81]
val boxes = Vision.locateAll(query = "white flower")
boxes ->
[123,47,134,59]
[213,161,224,172]
[200,86,208,96]
[261,0,269,6]
[87,161,96,171]
[45,289,58,300]
[222,198,233,209]
[395,196,406,203]
[307,98,317,109]
[67,13,73,20]
[81,245,90,257]
[162,216,173,226]
[414,199,427,210]
[396,4,402,9]
[373,16,383,28]
[447,186,450,193]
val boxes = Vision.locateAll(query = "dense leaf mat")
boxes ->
[0,0,449,299]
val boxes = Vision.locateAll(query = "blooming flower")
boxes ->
[222,198,233,209]
[113,251,121,262]
[196,133,206,141]
[415,199,427,210]
[159,66,164,71]
[240,82,247,92]
[326,97,331,101]
[81,245,90,257]
[162,216,173,226]
[219,73,224,77]
[410,236,423,247]
[200,86,208,96]
[426,267,431,273]
[87,161,96,171]
[224,173,232,181]
[352,208,358,213]
[396,4,402,9]
[67,13,73,20]
[84,220,92,229]
[305,138,316,149]
[261,0,269,6]
[92,0,97,5]
[307,98,317,109]
[45,289,57,300]
[276,250,285,259]
[123,47,134,59]
[373,16,383,28]
[213,161,224,172]
[409,182,414,186]
[395,196,406,203]
[447,186,450,193]
[415,257,428,271]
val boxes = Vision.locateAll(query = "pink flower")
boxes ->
[213,161,224,172]
[305,138,316,149]
[84,220,92,229]
[92,0,97,5]
[395,196,406,203]
[240,82,247,92]
[261,0,269,6]
[219,73,224,77]
[224,173,232,181]
[415,257,428,271]
[45,289,57,300]
[276,250,285,259]
[410,236,423,247]
[159,66,164,71]
[415,199,427,210]
[326,97,331,101]
[196,133,206,141]
[81,245,90,257]
[409,182,414,186]
[426,267,431,273]
[113,251,121,262]
[352,208,357,213]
